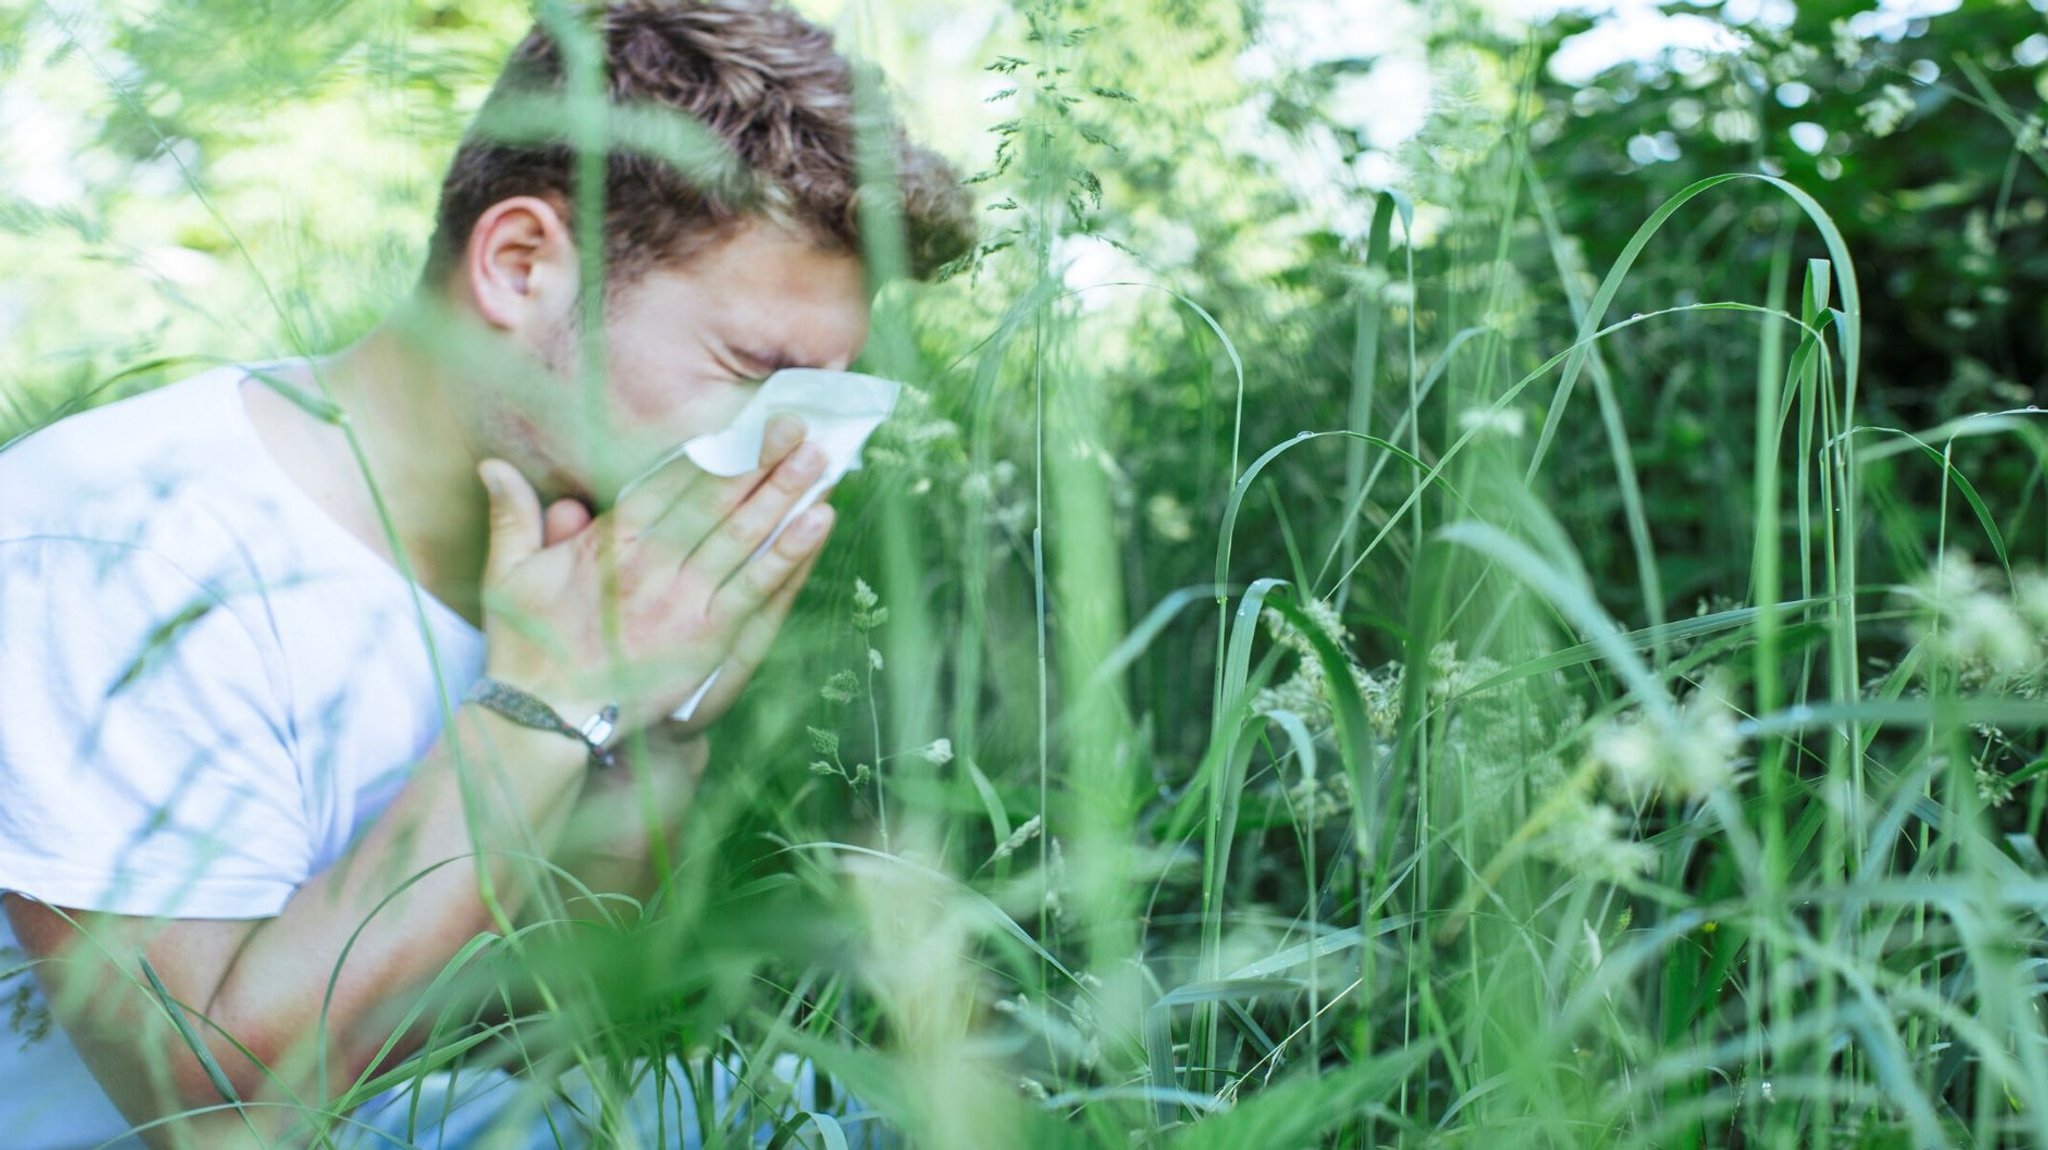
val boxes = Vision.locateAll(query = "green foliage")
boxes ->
[10,0,2048,1146]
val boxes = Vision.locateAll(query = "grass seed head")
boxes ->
[1905,553,2044,676]
[1534,795,1655,882]
[1593,673,1744,800]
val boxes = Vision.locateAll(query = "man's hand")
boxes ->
[503,413,831,732]
[517,423,834,916]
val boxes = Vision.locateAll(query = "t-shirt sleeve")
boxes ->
[0,537,311,919]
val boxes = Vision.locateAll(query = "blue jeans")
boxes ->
[335,1054,888,1149]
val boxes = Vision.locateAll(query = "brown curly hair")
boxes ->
[426,0,973,289]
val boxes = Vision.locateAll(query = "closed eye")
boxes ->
[732,344,808,376]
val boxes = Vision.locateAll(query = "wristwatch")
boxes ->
[462,677,620,770]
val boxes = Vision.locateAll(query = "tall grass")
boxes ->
[8,0,2048,1147]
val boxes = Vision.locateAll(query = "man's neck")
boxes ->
[251,312,493,625]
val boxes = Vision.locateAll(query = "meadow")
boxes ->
[5,0,2048,1146]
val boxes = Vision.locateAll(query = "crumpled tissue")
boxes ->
[622,367,900,720]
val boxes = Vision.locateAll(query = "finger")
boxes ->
[681,442,829,590]
[703,501,833,624]
[690,542,826,720]
[723,534,825,672]
[615,413,807,543]
[609,446,709,541]
[478,460,544,582]
[640,418,812,559]
[544,498,594,547]
[606,444,704,536]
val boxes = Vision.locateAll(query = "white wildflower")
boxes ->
[1253,669,1329,727]
[1976,765,2015,808]
[1766,42,1820,87]
[852,577,888,631]
[1534,795,1655,883]
[1592,673,1744,800]
[1858,85,1914,137]
[1953,595,2034,671]
[822,670,861,704]
[1830,18,1861,68]
[1429,641,1502,699]
[1909,554,2040,674]
[1356,664,1403,741]
[921,737,954,765]
[1263,598,1350,657]
[2017,113,2043,157]
[1663,674,1744,795]
[1592,720,1661,796]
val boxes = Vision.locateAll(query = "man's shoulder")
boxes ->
[0,365,278,582]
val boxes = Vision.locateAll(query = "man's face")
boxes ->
[490,220,871,508]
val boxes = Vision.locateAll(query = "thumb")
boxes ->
[478,459,545,581]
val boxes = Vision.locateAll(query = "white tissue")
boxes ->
[620,368,900,721]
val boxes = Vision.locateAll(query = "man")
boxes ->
[0,2,971,1146]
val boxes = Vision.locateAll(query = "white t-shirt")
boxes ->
[0,364,486,1149]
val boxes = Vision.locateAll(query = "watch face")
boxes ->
[579,706,619,748]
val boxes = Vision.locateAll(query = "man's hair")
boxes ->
[426,0,973,289]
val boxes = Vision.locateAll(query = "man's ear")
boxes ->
[464,195,582,335]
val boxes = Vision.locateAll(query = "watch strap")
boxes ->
[463,677,619,770]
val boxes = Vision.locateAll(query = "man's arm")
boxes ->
[3,704,585,1148]
[6,418,834,1149]
[549,723,707,922]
